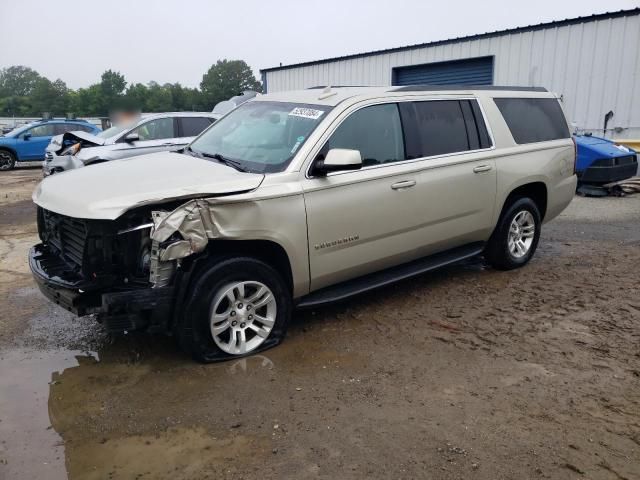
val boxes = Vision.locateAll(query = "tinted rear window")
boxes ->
[494,98,569,144]
[180,117,213,137]
[400,100,490,158]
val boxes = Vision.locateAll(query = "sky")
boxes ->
[0,0,637,89]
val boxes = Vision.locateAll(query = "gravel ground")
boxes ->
[0,167,639,480]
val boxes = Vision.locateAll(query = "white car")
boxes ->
[43,112,220,175]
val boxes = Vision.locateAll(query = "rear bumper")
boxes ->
[29,244,175,332]
[579,162,637,184]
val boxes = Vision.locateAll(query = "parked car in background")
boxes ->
[212,90,258,116]
[43,112,220,175]
[0,119,100,170]
[30,86,576,361]
[574,133,638,184]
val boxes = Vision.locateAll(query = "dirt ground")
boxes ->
[0,167,639,480]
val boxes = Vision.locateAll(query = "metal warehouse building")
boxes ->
[261,8,640,139]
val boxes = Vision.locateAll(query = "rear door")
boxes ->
[398,99,497,251]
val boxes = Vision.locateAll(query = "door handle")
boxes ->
[473,165,492,173]
[391,180,416,190]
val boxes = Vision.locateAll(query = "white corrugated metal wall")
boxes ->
[263,12,640,139]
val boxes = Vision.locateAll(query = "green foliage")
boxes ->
[201,59,262,107]
[0,61,262,117]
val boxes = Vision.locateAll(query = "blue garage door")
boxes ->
[393,56,494,86]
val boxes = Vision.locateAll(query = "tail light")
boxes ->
[571,136,577,175]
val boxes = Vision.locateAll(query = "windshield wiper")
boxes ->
[199,152,249,172]
[182,146,199,157]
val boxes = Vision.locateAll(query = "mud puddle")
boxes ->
[0,348,97,480]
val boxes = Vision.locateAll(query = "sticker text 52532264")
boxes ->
[288,107,325,120]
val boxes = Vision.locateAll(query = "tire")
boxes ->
[0,150,16,171]
[485,197,541,270]
[177,256,292,363]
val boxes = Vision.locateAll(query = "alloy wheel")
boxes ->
[209,281,277,355]
[508,210,535,258]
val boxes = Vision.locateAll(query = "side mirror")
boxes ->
[23,133,32,140]
[313,148,362,176]
[124,132,140,143]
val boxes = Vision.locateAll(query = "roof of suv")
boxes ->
[254,85,554,107]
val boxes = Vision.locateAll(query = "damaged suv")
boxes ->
[30,86,577,361]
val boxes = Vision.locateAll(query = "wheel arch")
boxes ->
[201,239,294,293]
[170,239,295,337]
[0,146,18,158]
[499,181,548,222]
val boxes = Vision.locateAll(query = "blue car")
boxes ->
[0,119,101,171]
[574,134,638,184]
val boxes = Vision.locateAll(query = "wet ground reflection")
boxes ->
[0,349,97,480]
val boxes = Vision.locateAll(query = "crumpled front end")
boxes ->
[29,195,261,333]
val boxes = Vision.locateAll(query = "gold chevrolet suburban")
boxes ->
[30,86,577,361]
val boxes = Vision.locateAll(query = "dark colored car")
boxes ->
[574,134,638,184]
[0,119,101,170]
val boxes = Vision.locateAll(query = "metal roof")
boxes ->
[261,8,640,73]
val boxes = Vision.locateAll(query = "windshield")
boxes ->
[189,101,331,173]
[97,125,128,139]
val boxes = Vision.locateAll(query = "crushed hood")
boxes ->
[33,152,264,220]
[51,131,106,154]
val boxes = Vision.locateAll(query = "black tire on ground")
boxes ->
[177,256,292,363]
[484,197,542,270]
[0,150,16,171]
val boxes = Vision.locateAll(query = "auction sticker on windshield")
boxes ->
[289,107,324,120]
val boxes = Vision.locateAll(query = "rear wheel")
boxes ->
[178,257,292,362]
[0,150,16,171]
[485,197,541,270]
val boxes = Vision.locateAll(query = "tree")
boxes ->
[123,82,149,111]
[200,60,261,109]
[0,65,42,98]
[145,82,173,112]
[29,78,69,116]
[99,70,127,114]
[0,59,259,117]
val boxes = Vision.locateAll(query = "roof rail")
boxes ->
[307,85,374,89]
[391,85,548,92]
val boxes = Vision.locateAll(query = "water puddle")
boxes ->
[0,348,98,480]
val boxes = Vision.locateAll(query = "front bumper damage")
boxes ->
[29,244,175,332]
[29,198,231,334]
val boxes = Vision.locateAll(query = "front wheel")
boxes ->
[178,257,292,362]
[485,197,541,270]
[0,150,16,171]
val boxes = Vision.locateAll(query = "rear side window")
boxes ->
[55,123,91,134]
[180,117,213,137]
[76,124,97,133]
[400,100,491,158]
[325,103,405,167]
[494,97,569,144]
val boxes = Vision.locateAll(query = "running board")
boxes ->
[296,242,485,309]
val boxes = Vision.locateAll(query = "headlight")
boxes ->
[60,142,81,156]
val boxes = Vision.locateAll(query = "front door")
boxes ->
[303,103,426,290]
[21,123,55,160]
[114,117,177,159]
